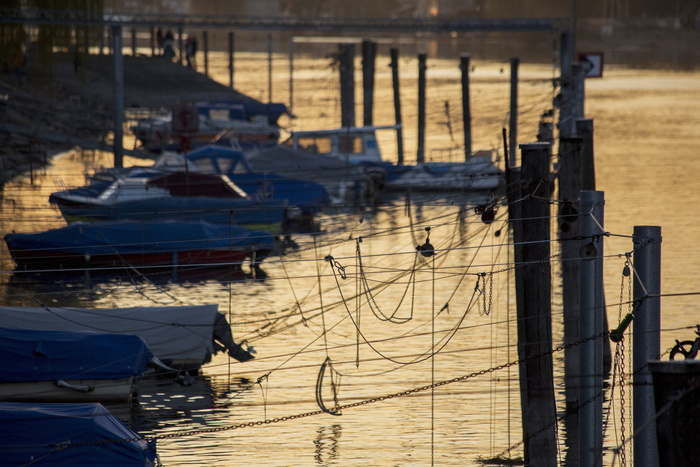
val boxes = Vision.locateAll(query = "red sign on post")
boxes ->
[172,103,199,133]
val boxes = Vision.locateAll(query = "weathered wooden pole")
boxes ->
[289,35,294,114]
[577,119,596,190]
[576,118,612,373]
[579,190,605,467]
[228,32,234,89]
[150,27,155,56]
[558,133,583,466]
[505,151,527,461]
[459,53,472,159]
[514,142,558,467]
[112,25,124,169]
[362,39,376,127]
[203,31,209,77]
[267,32,273,103]
[390,47,404,164]
[417,52,427,164]
[339,43,356,128]
[509,57,519,168]
[633,225,661,467]
[178,25,184,65]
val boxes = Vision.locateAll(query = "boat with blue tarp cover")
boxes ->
[0,402,158,465]
[0,327,159,402]
[4,219,275,270]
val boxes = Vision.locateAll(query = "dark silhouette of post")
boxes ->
[339,43,355,128]
[459,54,471,159]
[417,52,427,164]
[228,32,234,89]
[513,142,558,467]
[390,47,404,164]
[509,57,519,167]
[112,25,124,169]
[362,39,376,127]
[203,31,209,77]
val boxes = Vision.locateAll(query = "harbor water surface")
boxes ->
[1,52,699,466]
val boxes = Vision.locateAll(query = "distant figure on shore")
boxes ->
[163,30,175,61]
[185,35,198,69]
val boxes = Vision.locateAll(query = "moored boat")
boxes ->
[0,327,158,402]
[131,100,287,151]
[4,219,275,270]
[0,402,158,465]
[48,171,289,233]
[0,304,254,370]
[283,125,504,192]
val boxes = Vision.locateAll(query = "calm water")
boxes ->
[1,50,700,466]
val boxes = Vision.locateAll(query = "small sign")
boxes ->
[577,52,604,78]
[172,103,199,133]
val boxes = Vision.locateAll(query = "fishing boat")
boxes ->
[0,327,158,402]
[0,402,158,466]
[0,304,254,370]
[4,219,275,270]
[283,125,504,192]
[48,170,289,233]
[130,100,287,151]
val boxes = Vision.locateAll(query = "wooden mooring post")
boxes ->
[579,190,605,467]
[509,57,519,168]
[510,142,557,467]
[633,225,661,467]
[111,24,124,169]
[362,39,376,126]
[228,32,234,89]
[558,130,584,466]
[338,43,355,128]
[389,47,404,164]
[417,52,427,164]
[459,54,471,159]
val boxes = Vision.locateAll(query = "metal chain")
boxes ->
[617,258,631,467]
[59,330,609,451]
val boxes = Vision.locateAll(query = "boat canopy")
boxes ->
[0,402,158,466]
[0,305,254,369]
[0,327,154,382]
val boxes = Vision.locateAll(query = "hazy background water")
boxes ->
[1,49,699,466]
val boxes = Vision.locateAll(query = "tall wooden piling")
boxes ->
[339,43,356,128]
[579,190,605,467]
[362,39,377,126]
[289,36,294,114]
[267,33,273,103]
[417,53,427,164]
[178,25,184,65]
[459,54,472,159]
[558,133,583,466]
[228,32,234,89]
[390,48,404,164]
[513,142,557,467]
[150,27,155,56]
[509,57,519,167]
[203,31,209,77]
[633,225,662,467]
[111,24,124,169]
